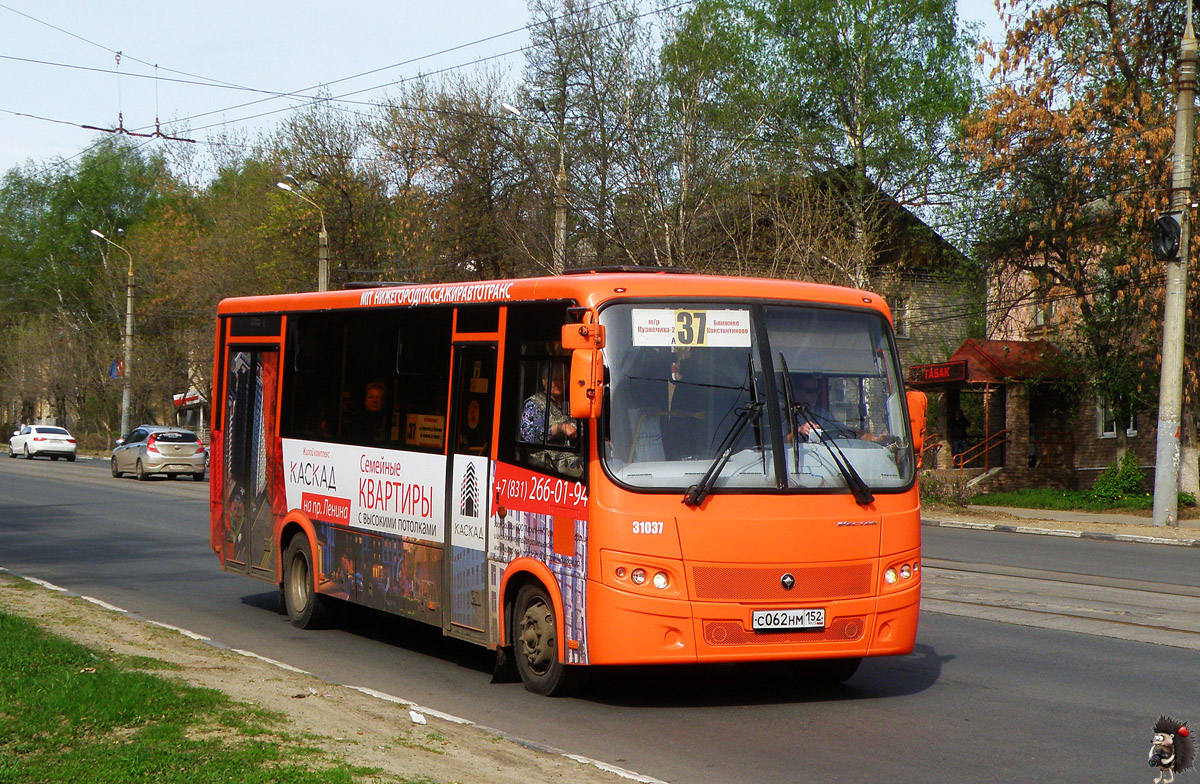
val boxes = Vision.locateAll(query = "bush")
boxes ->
[919,471,977,507]
[1090,451,1145,503]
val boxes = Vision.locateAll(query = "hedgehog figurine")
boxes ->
[1150,715,1195,784]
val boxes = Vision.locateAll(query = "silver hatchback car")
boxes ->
[111,425,207,481]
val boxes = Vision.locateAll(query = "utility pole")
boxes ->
[1153,2,1197,527]
[318,221,329,293]
[90,229,134,436]
[276,181,329,291]
[553,151,567,274]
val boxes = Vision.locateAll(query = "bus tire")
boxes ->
[512,583,573,696]
[490,644,520,684]
[283,536,331,629]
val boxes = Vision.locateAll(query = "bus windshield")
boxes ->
[601,302,914,494]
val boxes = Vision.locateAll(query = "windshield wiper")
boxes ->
[779,353,800,471]
[683,401,762,507]
[796,403,874,506]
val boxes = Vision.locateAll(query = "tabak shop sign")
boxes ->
[909,360,968,385]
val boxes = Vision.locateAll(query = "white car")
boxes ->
[9,425,78,461]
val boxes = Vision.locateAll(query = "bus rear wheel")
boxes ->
[513,583,573,696]
[283,536,331,629]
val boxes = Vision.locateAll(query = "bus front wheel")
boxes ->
[283,537,331,629]
[513,583,574,696]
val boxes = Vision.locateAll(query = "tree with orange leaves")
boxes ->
[963,0,1194,467]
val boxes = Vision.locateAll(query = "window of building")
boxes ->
[893,297,911,338]
[1096,394,1137,438]
[1032,297,1056,328]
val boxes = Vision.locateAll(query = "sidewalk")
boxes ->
[921,504,1200,547]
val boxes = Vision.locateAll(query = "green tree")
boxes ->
[0,138,177,439]
[373,72,532,279]
[962,0,1181,461]
[666,0,976,284]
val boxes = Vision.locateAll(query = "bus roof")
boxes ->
[215,271,893,322]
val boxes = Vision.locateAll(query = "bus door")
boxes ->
[446,343,497,637]
[222,347,280,579]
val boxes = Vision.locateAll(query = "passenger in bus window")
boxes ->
[520,363,582,476]
[346,381,388,444]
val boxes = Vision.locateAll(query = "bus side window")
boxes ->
[390,309,452,453]
[282,315,345,442]
[516,354,582,478]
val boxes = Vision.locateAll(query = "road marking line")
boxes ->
[23,576,70,593]
[146,620,211,641]
[80,595,129,613]
[562,753,672,784]
[347,686,472,724]
[230,648,311,674]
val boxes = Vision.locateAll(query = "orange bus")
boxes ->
[209,269,926,695]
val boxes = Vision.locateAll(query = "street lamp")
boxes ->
[503,102,567,274]
[90,228,134,436]
[276,181,329,292]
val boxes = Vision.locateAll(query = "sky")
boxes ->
[0,0,1004,177]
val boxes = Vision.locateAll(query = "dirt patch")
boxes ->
[0,573,635,784]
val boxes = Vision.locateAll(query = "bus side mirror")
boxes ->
[561,318,605,350]
[906,389,927,466]
[569,348,605,419]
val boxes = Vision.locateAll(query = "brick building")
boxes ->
[909,280,1159,492]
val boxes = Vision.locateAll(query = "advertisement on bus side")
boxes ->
[281,438,444,543]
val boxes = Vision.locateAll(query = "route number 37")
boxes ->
[675,311,707,346]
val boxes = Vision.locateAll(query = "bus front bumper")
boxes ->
[584,580,919,665]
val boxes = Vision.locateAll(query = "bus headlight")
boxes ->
[631,568,647,585]
[882,558,919,591]
[652,571,669,590]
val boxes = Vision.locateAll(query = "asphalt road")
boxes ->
[0,455,1197,783]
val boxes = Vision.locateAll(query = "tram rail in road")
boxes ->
[922,559,1200,650]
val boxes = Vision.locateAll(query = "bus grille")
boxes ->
[690,563,873,602]
[702,617,867,646]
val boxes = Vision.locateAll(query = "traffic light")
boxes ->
[1154,213,1182,260]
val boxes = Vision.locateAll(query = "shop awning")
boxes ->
[908,339,1069,389]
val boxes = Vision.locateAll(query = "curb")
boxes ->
[921,518,1200,548]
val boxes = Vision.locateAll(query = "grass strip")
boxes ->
[0,609,390,784]
[972,487,1155,511]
